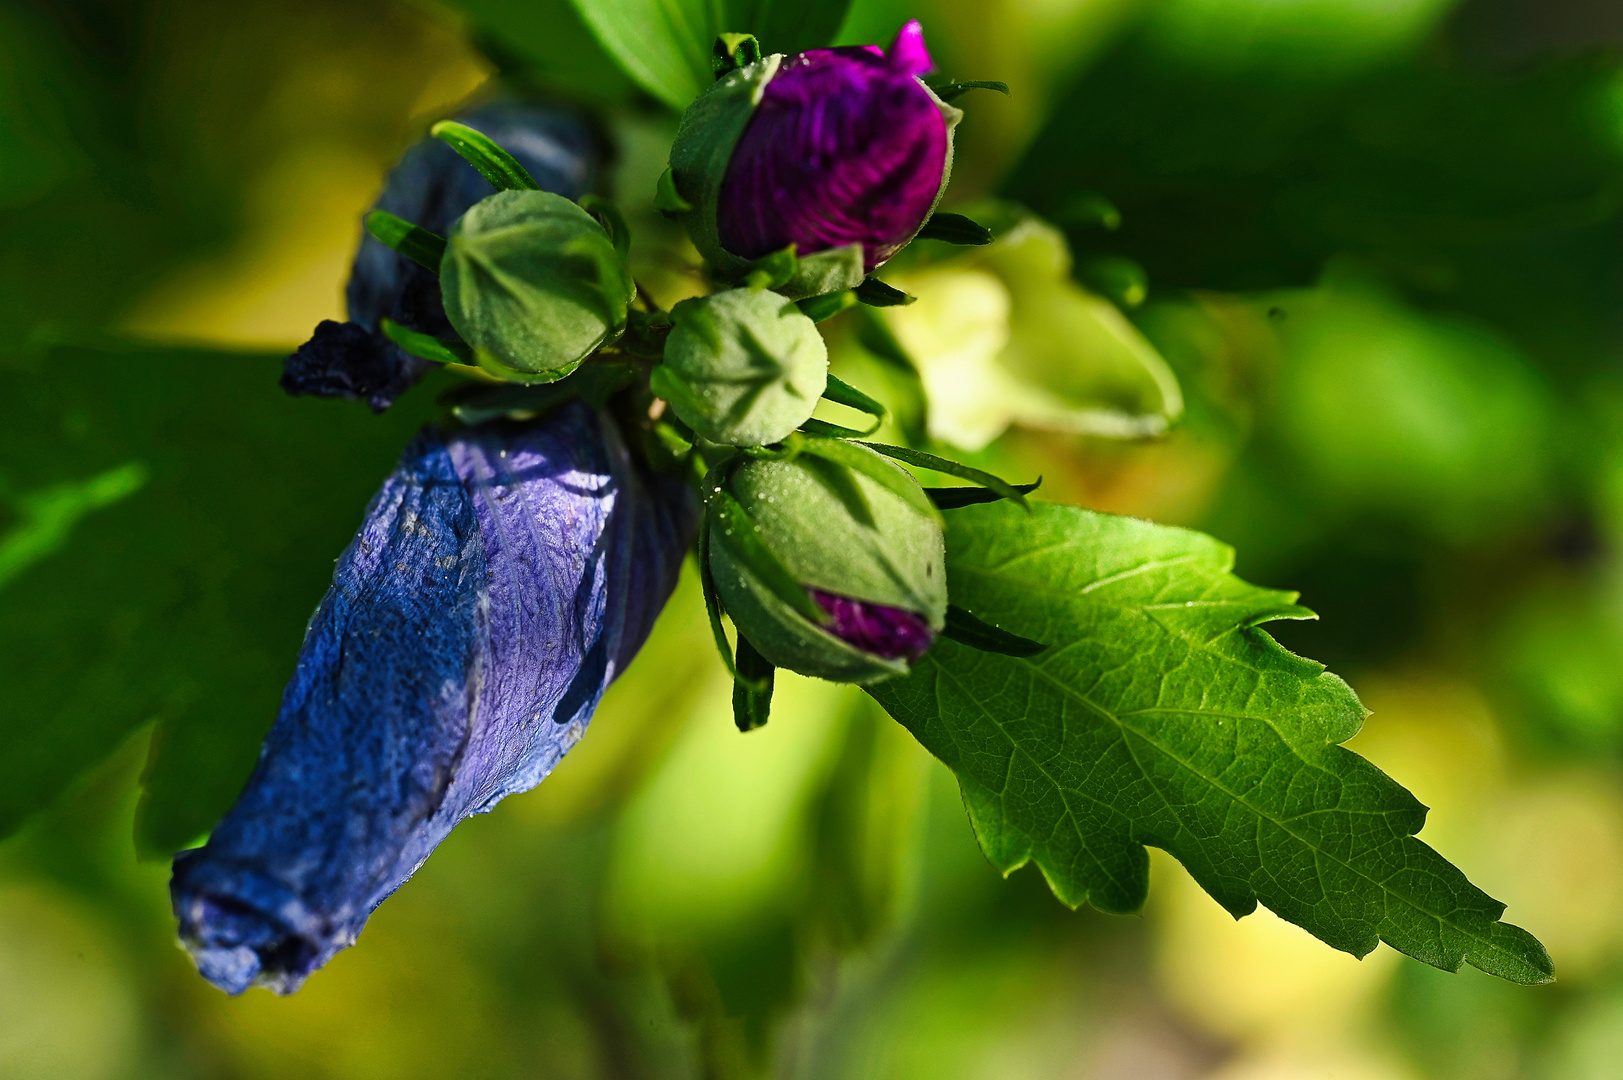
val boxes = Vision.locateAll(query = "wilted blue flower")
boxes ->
[171,402,696,994]
[281,101,601,411]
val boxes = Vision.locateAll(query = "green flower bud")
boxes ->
[440,190,634,382]
[654,288,828,447]
[707,446,946,683]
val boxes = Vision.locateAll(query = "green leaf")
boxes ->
[363,211,447,273]
[566,0,853,111]
[866,503,1555,985]
[430,120,542,191]
[0,344,449,855]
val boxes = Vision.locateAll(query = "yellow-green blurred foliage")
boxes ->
[7,0,1623,1077]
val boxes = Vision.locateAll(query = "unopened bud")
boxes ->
[440,190,634,381]
[708,446,946,682]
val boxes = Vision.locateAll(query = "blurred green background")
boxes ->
[6,0,1623,1076]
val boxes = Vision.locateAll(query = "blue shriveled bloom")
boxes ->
[171,402,695,994]
[281,101,601,411]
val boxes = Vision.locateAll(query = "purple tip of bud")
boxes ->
[170,402,696,994]
[808,587,936,661]
[717,21,948,273]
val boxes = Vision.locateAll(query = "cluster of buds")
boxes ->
[177,20,1032,997]
[333,21,1013,718]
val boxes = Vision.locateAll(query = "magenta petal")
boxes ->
[887,20,933,77]
[808,588,936,661]
[716,25,949,272]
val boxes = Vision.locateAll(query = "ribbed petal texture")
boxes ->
[171,403,695,994]
[282,101,600,411]
[808,587,936,661]
[716,21,947,272]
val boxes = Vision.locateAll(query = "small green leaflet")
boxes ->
[867,502,1553,985]
[566,0,854,110]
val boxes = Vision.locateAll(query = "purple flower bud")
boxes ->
[170,402,695,994]
[807,588,936,660]
[716,22,952,272]
[282,102,602,411]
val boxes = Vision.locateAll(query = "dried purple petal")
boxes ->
[170,402,695,994]
[716,21,949,271]
[279,320,397,410]
[284,102,602,411]
[807,587,936,661]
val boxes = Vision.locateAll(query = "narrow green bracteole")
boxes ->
[854,277,915,307]
[799,417,880,440]
[797,375,885,439]
[823,374,887,424]
[697,510,744,680]
[925,479,1042,510]
[929,80,1010,102]
[578,195,632,260]
[744,245,798,290]
[364,211,446,272]
[915,211,993,246]
[942,604,1047,657]
[797,291,856,323]
[380,319,473,365]
[732,634,775,731]
[856,441,1033,511]
[430,120,541,192]
[712,33,762,79]
[654,168,693,214]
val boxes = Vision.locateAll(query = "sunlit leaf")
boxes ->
[566,0,855,111]
[868,502,1555,985]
